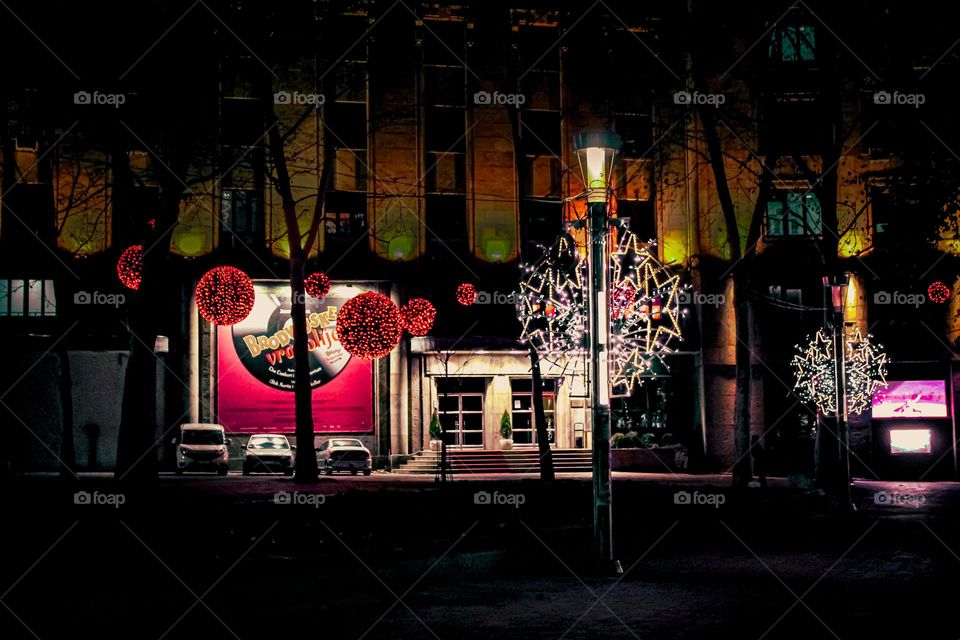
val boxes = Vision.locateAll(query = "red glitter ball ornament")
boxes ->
[336,292,403,360]
[399,298,437,336]
[117,245,144,291]
[195,266,256,326]
[305,271,332,299]
[928,281,951,304]
[456,283,478,306]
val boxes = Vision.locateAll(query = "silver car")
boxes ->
[242,434,294,476]
[316,438,372,476]
[175,423,230,475]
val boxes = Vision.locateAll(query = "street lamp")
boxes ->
[574,129,621,569]
[824,273,851,501]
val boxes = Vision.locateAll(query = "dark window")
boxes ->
[221,189,261,240]
[220,97,263,147]
[522,200,563,255]
[425,194,467,255]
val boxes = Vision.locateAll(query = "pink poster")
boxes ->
[217,281,374,434]
[871,380,949,419]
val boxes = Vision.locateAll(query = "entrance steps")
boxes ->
[395,448,592,475]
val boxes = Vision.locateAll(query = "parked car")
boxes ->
[316,438,372,475]
[174,423,230,475]
[242,434,294,476]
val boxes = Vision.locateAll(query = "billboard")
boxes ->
[217,281,374,434]
[871,380,949,419]
[889,429,933,455]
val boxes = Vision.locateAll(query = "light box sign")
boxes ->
[871,380,948,419]
[217,281,373,434]
[889,429,932,455]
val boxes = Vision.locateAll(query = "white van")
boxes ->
[174,423,230,475]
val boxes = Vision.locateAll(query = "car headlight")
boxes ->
[217,447,226,455]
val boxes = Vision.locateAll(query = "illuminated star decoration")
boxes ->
[517,233,587,356]
[844,327,888,415]
[792,327,888,415]
[608,229,685,395]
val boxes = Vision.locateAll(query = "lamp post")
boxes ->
[574,129,621,569]
[824,274,852,503]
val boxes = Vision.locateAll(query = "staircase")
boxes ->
[395,448,593,475]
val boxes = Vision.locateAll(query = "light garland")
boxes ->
[399,298,437,336]
[927,281,951,304]
[456,283,478,306]
[305,271,332,299]
[117,245,143,291]
[335,292,403,360]
[517,234,587,356]
[792,327,888,415]
[195,266,256,326]
[608,229,685,395]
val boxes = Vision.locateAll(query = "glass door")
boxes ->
[438,392,485,448]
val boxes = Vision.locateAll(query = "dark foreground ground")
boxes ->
[1,473,957,639]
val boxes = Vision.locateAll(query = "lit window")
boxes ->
[770,25,816,62]
[0,279,55,317]
[766,192,822,237]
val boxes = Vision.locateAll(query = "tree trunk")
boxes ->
[529,347,555,482]
[731,276,753,487]
[57,345,75,478]
[289,252,319,482]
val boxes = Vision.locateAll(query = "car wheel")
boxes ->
[218,465,229,476]
[284,469,293,477]
[324,467,333,476]
[175,467,183,476]
[351,469,358,476]
[363,469,371,476]
[242,466,250,476]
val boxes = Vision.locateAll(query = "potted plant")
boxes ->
[428,410,442,451]
[499,410,513,450]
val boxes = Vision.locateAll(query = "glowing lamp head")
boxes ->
[574,130,621,203]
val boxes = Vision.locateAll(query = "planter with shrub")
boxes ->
[499,410,513,450]
[610,430,688,472]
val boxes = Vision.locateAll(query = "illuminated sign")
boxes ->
[871,380,948,419]
[217,281,374,434]
[889,429,932,455]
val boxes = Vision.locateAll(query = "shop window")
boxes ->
[0,279,55,317]
[510,378,556,446]
[766,191,822,237]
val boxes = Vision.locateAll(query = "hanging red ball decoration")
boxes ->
[117,245,144,291]
[456,283,478,306]
[195,266,256,326]
[399,298,437,336]
[336,292,403,360]
[928,281,951,304]
[305,271,332,299]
